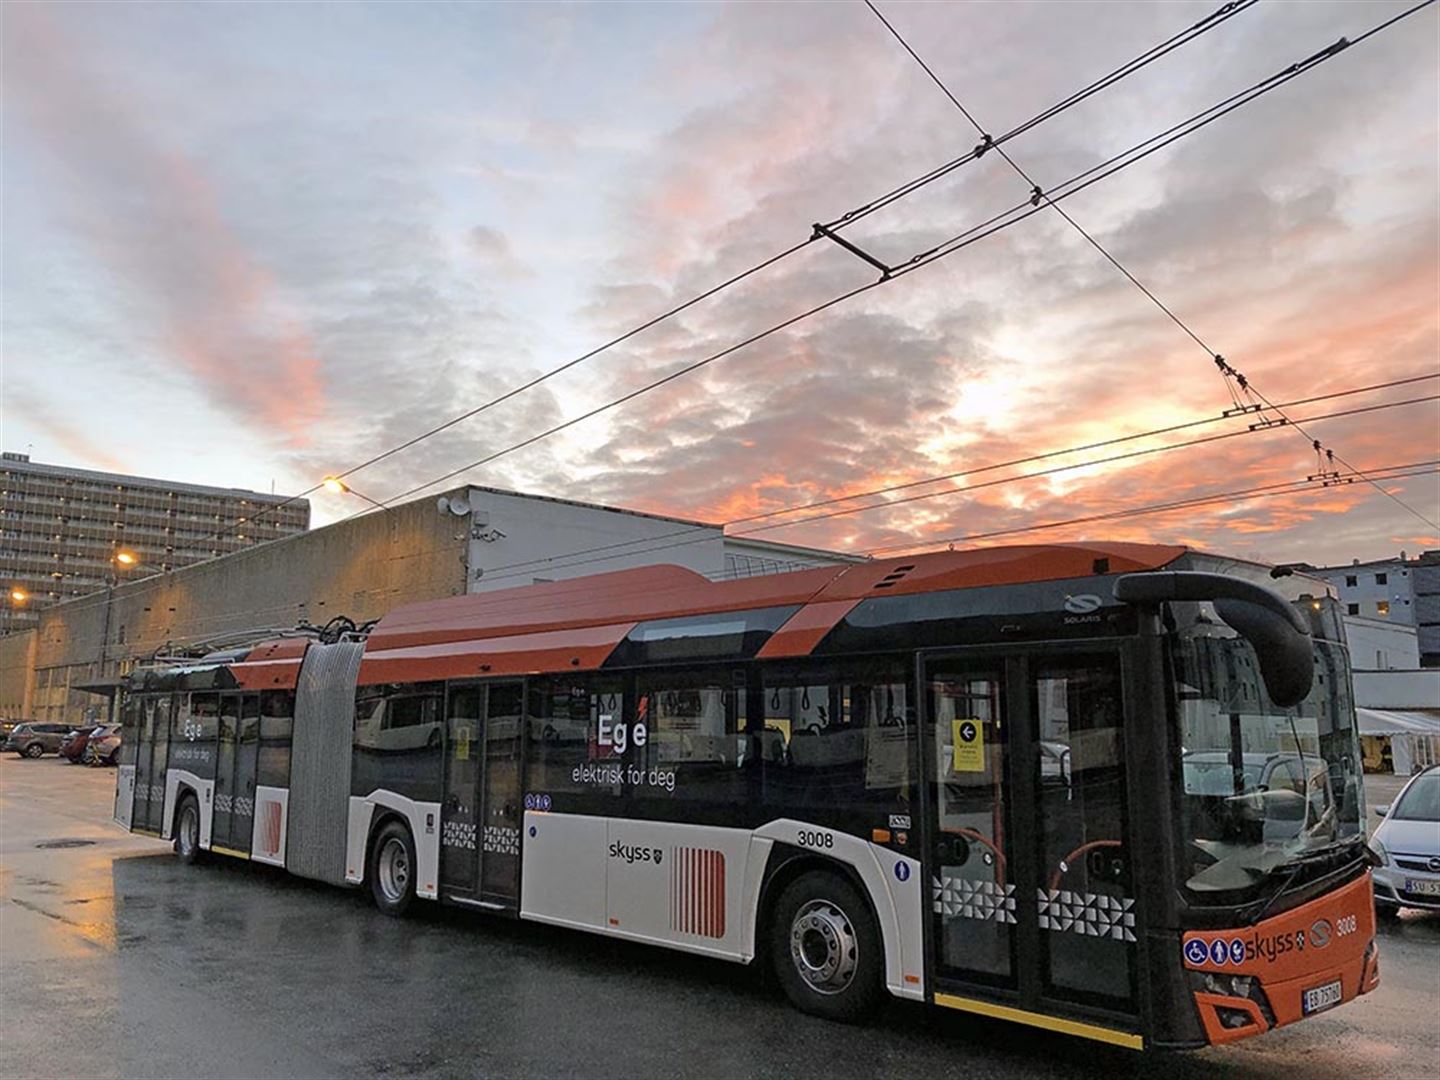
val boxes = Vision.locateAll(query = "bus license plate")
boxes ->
[1302,980,1343,1015]
[1404,878,1440,896]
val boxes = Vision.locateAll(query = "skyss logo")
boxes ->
[608,842,664,865]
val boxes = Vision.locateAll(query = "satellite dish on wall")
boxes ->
[448,493,472,516]
[436,497,452,515]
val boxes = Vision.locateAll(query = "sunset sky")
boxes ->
[3,0,1437,568]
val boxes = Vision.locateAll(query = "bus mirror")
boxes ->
[1114,571,1315,708]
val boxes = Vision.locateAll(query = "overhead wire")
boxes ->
[353,4,1431,516]
[221,0,1261,545]
[33,375,1434,629]
[862,461,1440,556]
[865,0,1440,530]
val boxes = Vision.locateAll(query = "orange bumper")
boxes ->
[1181,872,1379,1045]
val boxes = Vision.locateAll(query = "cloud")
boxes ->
[1,3,327,445]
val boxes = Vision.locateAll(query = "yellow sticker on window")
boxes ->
[952,718,984,772]
[455,725,472,762]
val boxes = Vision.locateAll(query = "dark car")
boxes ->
[85,724,122,766]
[3,722,75,758]
[59,726,101,763]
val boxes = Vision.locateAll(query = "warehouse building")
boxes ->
[0,452,310,635]
[0,485,860,726]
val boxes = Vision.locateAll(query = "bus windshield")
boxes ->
[1170,604,1363,904]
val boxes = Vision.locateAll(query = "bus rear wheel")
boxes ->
[174,794,202,864]
[369,820,416,918]
[770,870,883,1023]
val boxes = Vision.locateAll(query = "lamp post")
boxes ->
[99,550,139,671]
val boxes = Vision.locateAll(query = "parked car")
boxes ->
[58,726,101,763]
[84,725,122,766]
[0,717,31,741]
[3,722,75,758]
[1370,765,1440,917]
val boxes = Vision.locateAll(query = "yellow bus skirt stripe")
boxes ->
[934,992,1144,1051]
[209,844,251,860]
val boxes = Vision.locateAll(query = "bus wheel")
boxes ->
[370,820,416,917]
[770,870,883,1022]
[174,794,202,864]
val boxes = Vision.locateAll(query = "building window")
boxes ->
[1347,603,1360,616]
[1345,575,1357,587]
[1376,573,1388,586]
[1376,601,1390,617]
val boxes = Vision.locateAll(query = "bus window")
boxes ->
[527,677,626,797]
[761,665,914,811]
[257,691,294,789]
[635,675,747,802]
[352,683,444,803]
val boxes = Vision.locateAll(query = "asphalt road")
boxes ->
[2,757,1436,1080]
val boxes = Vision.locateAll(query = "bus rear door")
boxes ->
[441,681,524,909]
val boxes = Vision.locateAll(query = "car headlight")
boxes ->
[1368,837,1389,867]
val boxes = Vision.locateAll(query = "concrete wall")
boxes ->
[0,629,36,718]
[1344,616,1420,672]
[22,490,471,725]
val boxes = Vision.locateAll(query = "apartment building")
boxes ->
[0,452,309,635]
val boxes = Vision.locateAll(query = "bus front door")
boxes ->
[923,647,1140,1041]
[441,681,524,908]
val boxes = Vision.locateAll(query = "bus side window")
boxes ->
[527,677,626,796]
[635,674,747,802]
[762,667,914,810]
[257,690,295,789]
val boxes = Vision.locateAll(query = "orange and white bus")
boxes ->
[114,542,1378,1050]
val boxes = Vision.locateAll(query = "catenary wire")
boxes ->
[33,383,1428,639]
[33,375,1431,628]
[56,458,1439,654]
[862,462,1440,555]
[866,0,1440,530]
[222,0,1260,543]
[356,6,1429,517]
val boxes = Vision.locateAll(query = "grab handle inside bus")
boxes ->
[1114,571,1314,707]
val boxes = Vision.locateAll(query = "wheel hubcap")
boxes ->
[378,837,410,902]
[790,898,859,995]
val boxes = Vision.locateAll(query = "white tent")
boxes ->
[1356,709,1440,774]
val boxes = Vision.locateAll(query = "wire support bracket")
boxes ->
[811,222,894,280]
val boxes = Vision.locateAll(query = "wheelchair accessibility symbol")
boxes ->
[1184,939,1209,966]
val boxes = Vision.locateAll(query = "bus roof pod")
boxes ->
[1114,571,1315,708]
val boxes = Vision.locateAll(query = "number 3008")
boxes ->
[797,829,834,849]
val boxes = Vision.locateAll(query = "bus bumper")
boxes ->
[1180,872,1379,1046]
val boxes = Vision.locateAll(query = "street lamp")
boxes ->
[114,550,138,567]
[9,588,26,604]
[321,476,387,510]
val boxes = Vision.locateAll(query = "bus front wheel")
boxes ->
[369,820,416,917]
[769,869,883,1023]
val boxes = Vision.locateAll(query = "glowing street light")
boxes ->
[9,588,27,604]
[321,475,387,511]
[114,551,138,567]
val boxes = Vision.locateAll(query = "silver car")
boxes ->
[1370,765,1440,916]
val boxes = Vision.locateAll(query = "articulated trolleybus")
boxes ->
[114,542,1378,1050]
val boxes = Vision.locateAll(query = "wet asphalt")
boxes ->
[1,757,1436,1080]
